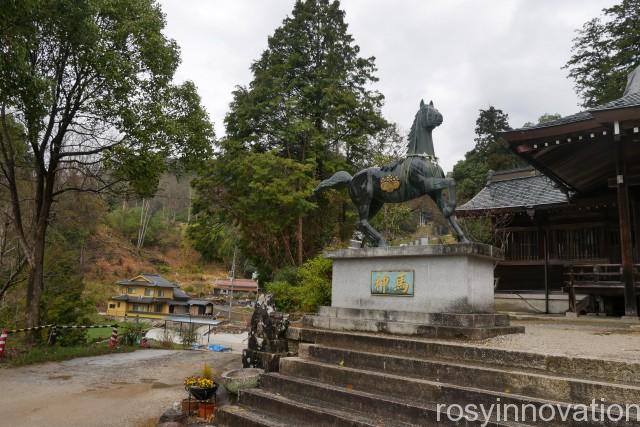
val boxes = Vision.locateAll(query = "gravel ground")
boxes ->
[0,349,241,427]
[477,319,640,362]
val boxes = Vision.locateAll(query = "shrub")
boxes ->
[265,256,332,313]
[57,329,89,347]
[120,322,148,346]
[179,325,198,348]
[264,281,300,313]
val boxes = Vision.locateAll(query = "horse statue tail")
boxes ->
[314,171,352,193]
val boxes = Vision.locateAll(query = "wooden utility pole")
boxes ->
[228,247,237,322]
[614,122,638,317]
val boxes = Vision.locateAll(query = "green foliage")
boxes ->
[0,0,214,326]
[42,192,105,345]
[0,0,215,197]
[105,206,178,248]
[191,0,390,274]
[452,107,522,202]
[522,113,562,128]
[224,0,387,166]
[179,325,198,349]
[297,256,332,312]
[3,341,135,367]
[265,281,300,313]
[458,217,493,245]
[192,151,317,274]
[452,149,490,203]
[473,107,511,153]
[186,212,237,262]
[265,256,332,313]
[370,203,414,243]
[272,266,301,286]
[120,322,149,346]
[564,0,640,107]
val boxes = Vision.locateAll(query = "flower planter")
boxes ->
[198,402,215,419]
[186,384,218,401]
[220,368,263,394]
[181,398,199,416]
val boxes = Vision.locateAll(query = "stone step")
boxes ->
[288,327,640,384]
[303,315,524,340]
[317,306,511,327]
[274,359,633,427]
[216,405,289,427]
[261,372,542,427]
[295,345,640,405]
[238,387,412,427]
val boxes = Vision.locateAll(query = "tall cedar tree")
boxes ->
[0,0,214,327]
[564,0,640,107]
[197,0,387,272]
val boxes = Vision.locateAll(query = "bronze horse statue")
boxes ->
[315,100,468,246]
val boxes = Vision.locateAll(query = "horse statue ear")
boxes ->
[429,100,434,106]
[420,99,425,107]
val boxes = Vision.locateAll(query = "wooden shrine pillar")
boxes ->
[614,122,638,317]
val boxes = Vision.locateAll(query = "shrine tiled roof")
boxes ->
[457,173,568,213]
[518,111,593,131]
[590,91,640,112]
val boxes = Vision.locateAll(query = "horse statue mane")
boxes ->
[406,99,443,157]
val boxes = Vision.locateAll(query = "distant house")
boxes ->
[212,278,258,296]
[106,273,213,319]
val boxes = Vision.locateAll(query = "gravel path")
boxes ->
[478,320,640,362]
[0,349,240,427]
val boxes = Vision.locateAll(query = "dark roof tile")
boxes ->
[173,288,190,300]
[517,111,593,131]
[457,174,568,212]
[589,92,640,112]
[117,273,177,288]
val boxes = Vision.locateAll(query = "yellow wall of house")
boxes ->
[106,300,128,317]
[107,286,172,317]
[126,301,170,314]
[116,284,173,298]
[107,279,195,319]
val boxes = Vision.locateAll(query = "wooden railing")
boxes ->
[563,264,640,313]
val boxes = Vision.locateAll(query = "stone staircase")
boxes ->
[217,327,640,426]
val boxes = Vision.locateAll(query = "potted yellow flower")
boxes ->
[184,363,217,401]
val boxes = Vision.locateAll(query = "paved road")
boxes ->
[0,349,240,427]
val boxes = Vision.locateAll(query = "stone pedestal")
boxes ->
[327,243,500,313]
[304,243,523,339]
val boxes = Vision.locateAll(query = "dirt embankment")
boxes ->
[82,225,228,308]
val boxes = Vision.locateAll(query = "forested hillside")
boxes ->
[0,173,226,329]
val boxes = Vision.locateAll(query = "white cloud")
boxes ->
[159,0,615,171]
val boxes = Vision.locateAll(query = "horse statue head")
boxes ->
[407,99,442,156]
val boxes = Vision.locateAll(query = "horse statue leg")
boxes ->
[356,201,387,247]
[421,176,469,243]
[434,180,469,243]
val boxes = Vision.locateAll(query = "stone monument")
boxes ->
[310,100,523,339]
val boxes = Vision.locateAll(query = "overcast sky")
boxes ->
[159,0,615,172]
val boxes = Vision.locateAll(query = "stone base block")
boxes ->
[325,243,502,314]
[303,307,523,340]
